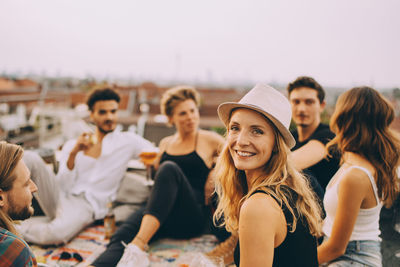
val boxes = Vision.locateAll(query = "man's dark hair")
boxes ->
[86,88,121,111]
[287,76,325,103]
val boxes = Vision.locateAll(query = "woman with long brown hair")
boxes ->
[318,86,400,266]
[214,83,323,266]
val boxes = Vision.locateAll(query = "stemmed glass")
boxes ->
[139,148,159,186]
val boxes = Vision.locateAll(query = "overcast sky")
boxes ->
[1,0,399,89]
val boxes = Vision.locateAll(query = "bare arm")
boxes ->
[204,168,216,206]
[317,170,370,264]
[238,193,285,267]
[66,133,93,170]
[66,150,78,170]
[153,136,170,170]
[291,140,326,170]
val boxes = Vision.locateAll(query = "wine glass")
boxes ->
[139,148,159,186]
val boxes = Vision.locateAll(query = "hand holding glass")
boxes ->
[139,148,159,185]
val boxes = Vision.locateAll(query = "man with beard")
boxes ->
[287,76,339,194]
[18,88,154,245]
[0,142,38,266]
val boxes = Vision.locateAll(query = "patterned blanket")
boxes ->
[31,224,221,267]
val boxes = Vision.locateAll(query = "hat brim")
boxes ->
[217,102,296,149]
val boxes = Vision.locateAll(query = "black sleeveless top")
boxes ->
[234,187,318,267]
[159,133,210,204]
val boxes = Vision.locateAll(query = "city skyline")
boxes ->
[1,0,399,89]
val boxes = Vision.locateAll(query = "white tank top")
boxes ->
[322,166,382,241]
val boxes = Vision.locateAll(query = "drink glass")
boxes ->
[139,148,159,185]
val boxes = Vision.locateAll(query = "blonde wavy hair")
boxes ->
[327,86,400,207]
[0,141,24,235]
[213,112,323,236]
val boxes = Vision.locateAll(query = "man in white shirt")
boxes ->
[19,88,154,245]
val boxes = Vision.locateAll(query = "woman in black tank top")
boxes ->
[213,84,323,267]
[92,86,225,267]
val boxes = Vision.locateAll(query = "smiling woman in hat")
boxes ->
[213,83,323,267]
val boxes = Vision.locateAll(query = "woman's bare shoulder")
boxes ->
[338,167,375,199]
[199,129,225,144]
[159,135,174,151]
[241,193,281,217]
[240,193,284,229]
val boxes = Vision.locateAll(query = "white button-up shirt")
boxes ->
[56,130,153,219]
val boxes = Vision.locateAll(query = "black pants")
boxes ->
[92,161,207,267]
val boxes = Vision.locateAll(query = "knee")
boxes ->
[23,151,54,187]
[158,161,180,172]
[155,161,182,182]
[23,151,44,168]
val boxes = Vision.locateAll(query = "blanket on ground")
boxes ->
[30,224,220,267]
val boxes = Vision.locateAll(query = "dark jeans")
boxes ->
[92,161,207,267]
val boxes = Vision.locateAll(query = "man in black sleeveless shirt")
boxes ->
[287,76,339,194]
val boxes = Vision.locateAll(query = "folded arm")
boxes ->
[291,140,326,170]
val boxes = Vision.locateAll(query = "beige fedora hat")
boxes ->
[218,83,295,149]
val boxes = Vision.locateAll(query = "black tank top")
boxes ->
[234,187,318,267]
[159,133,210,203]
